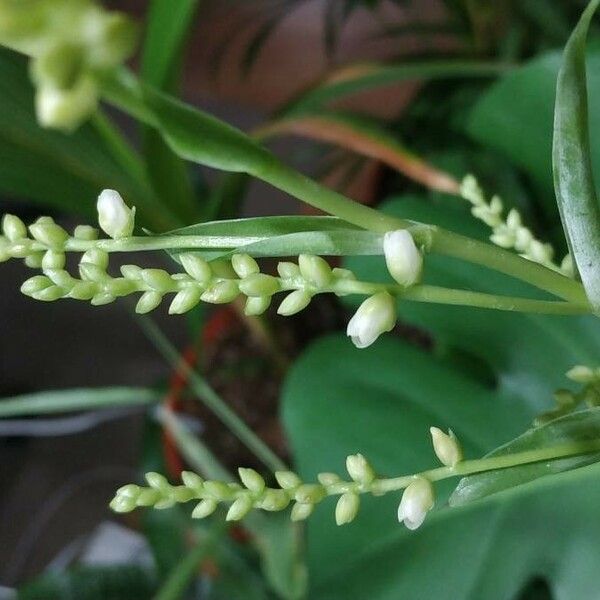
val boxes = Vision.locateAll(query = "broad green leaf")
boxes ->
[467,44,600,221]
[0,387,161,417]
[282,334,600,598]
[281,61,509,117]
[451,408,600,506]
[553,0,600,311]
[0,49,172,230]
[141,0,201,225]
[344,196,600,402]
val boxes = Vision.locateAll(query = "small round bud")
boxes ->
[298,254,332,288]
[238,468,265,493]
[29,221,69,248]
[239,273,280,297]
[2,214,27,241]
[226,494,253,521]
[81,248,109,269]
[275,471,302,490]
[383,230,422,287]
[398,477,434,530]
[277,290,311,316]
[180,254,212,282]
[169,288,203,314]
[201,280,239,304]
[335,492,360,526]
[244,295,271,316]
[430,427,462,467]
[346,454,375,485]
[291,502,314,522]
[97,189,135,239]
[136,291,163,314]
[231,254,259,278]
[192,498,218,519]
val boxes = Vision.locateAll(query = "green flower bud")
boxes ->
[2,214,27,241]
[232,254,259,278]
[45,269,72,287]
[69,281,97,300]
[294,484,326,505]
[332,267,355,281]
[298,254,332,288]
[291,502,314,522]
[110,494,137,513]
[210,259,236,278]
[430,427,462,467]
[97,189,135,239]
[317,472,341,486]
[192,498,218,519]
[554,389,577,408]
[346,453,375,485]
[239,273,280,297]
[87,11,138,68]
[244,295,271,316]
[275,471,302,490]
[8,240,33,258]
[566,365,596,384]
[73,225,98,240]
[36,76,97,131]
[91,292,115,306]
[169,288,203,314]
[204,481,235,501]
[238,468,265,493]
[226,494,254,521]
[154,498,176,510]
[24,253,44,268]
[116,483,141,498]
[106,277,137,297]
[31,42,84,90]
[141,269,174,292]
[258,489,290,511]
[136,488,161,506]
[277,262,300,279]
[145,472,170,491]
[179,253,212,282]
[181,471,204,493]
[120,264,143,279]
[170,486,195,503]
[42,250,65,270]
[201,280,239,304]
[79,262,107,282]
[335,492,360,526]
[135,291,162,314]
[81,248,109,269]
[277,290,311,316]
[21,275,52,296]
[29,221,69,248]
[33,285,64,302]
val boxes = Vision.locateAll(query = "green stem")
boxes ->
[137,316,287,472]
[373,438,600,494]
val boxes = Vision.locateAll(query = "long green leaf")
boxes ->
[553,0,600,312]
[450,408,600,506]
[0,387,160,417]
[281,61,509,116]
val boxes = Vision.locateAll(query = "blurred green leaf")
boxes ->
[282,335,600,598]
[0,49,172,230]
[141,0,201,225]
[0,387,160,417]
[451,408,600,506]
[17,565,157,600]
[553,0,600,311]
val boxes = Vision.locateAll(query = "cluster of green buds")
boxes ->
[1,188,426,350]
[536,365,600,425]
[460,175,573,277]
[111,427,463,531]
[0,0,137,130]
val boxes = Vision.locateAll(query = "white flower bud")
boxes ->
[277,290,311,316]
[398,478,434,530]
[566,365,596,384]
[275,471,302,490]
[346,453,375,485]
[383,230,422,287]
[97,189,135,240]
[2,214,27,241]
[430,427,462,467]
[290,502,314,522]
[335,492,360,526]
[346,292,396,349]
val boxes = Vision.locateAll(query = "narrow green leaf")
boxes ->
[0,387,160,417]
[553,0,600,311]
[450,408,600,507]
